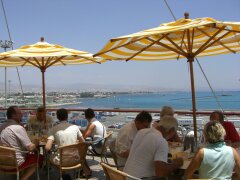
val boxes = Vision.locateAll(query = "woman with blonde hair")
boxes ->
[184,121,240,180]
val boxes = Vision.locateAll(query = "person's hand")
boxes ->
[172,157,184,168]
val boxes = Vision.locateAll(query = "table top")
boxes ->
[168,143,194,170]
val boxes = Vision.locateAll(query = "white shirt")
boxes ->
[123,128,168,178]
[47,121,82,146]
[90,118,106,140]
[115,121,138,166]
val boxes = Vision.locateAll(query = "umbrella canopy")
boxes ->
[0,37,105,110]
[95,13,240,142]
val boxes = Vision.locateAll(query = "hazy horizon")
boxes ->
[0,81,239,93]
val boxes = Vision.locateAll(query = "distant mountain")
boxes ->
[0,81,180,93]
[0,81,238,93]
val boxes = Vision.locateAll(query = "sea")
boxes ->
[63,91,240,111]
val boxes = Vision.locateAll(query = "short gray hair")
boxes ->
[204,121,225,144]
[160,106,174,118]
[158,115,178,132]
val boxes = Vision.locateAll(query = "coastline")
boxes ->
[0,91,239,110]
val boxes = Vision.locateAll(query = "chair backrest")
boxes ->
[101,131,113,162]
[100,131,113,155]
[59,142,88,169]
[100,162,141,180]
[0,145,18,172]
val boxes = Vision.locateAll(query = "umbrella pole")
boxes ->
[41,69,46,110]
[188,58,198,145]
[41,69,47,126]
[5,67,7,108]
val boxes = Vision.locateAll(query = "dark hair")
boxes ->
[135,111,152,123]
[7,106,18,119]
[84,108,95,119]
[210,111,224,122]
[57,108,68,121]
[37,106,44,113]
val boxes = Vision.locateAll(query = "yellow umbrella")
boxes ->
[0,37,105,110]
[95,13,240,142]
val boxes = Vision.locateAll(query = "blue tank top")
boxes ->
[199,142,235,180]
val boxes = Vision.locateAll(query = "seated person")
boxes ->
[45,108,91,177]
[184,121,240,180]
[83,108,106,155]
[124,116,183,179]
[0,106,43,180]
[153,106,182,142]
[210,111,240,148]
[115,111,152,167]
[152,106,175,128]
[28,106,53,132]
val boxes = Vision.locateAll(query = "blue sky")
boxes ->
[0,0,240,91]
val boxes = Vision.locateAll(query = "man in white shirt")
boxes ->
[115,111,152,167]
[45,109,84,149]
[83,108,106,155]
[45,108,91,177]
[124,116,183,179]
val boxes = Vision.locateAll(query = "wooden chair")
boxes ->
[0,145,39,180]
[88,131,113,163]
[100,162,141,180]
[49,142,89,180]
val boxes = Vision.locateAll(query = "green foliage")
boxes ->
[80,92,94,98]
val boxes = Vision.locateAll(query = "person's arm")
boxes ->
[83,123,96,139]
[45,129,55,151]
[232,147,240,178]
[78,136,85,143]
[155,158,183,177]
[25,135,39,152]
[184,148,204,179]
[77,128,85,143]
[45,139,54,151]
[17,126,37,152]
[26,140,39,151]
